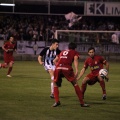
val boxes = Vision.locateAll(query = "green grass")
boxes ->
[0,61,120,120]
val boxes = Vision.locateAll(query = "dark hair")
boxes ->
[8,36,14,40]
[51,39,59,44]
[68,42,77,50]
[88,47,95,52]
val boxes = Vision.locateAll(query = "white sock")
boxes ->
[50,76,54,94]
[51,82,54,94]
[51,76,54,80]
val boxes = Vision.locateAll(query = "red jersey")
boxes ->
[3,41,16,63]
[3,41,16,56]
[56,49,79,67]
[54,49,79,82]
[84,55,107,76]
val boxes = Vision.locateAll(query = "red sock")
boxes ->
[81,83,87,98]
[54,86,59,103]
[7,67,12,75]
[74,84,84,105]
[99,80,106,94]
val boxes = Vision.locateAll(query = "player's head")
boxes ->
[68,42,77,50]
[88,47,95,58]
[51,39,59,50]
[9,36,14,43]
[51,39,59,44]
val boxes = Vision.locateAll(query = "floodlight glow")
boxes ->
[0,3,15,6]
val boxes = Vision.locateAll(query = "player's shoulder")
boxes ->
[69,49,79,56]
[85,56,91,62]
[40,47,49,55]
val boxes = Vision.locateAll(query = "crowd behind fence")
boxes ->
[0,14,120,61]
[0,14,120,43]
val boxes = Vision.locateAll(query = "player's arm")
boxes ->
[104,61,109,81]
[105,61,109,72]
[77,67,86,80]
[38,55,44,65]
[14,43,17,52]
[77,59,88,80]
[101,56,109,72]
[102,58,109,81]
[73,55,79,78]
[2,44,9,52]
[38,47,47,65]
[14,49,17,52]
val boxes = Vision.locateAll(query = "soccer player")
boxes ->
[38,39,61,98]
[77,47,109,100]
[0,36,17,77]
[52,42,89,107]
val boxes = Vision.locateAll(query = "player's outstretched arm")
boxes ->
[105,61,109,82]
[73,56,79,78]
[77,67,86,80]
[105,62,109,72]
[105,75,109,82]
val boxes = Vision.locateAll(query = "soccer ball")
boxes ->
[99,69,108,77]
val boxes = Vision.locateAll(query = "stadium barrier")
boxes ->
[0,39,120,61]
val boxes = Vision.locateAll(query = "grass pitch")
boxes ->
[0,61,120,120]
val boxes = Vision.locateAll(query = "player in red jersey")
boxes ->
[52,42,89,107]
[77,47,109,100]
[0,36,16,77]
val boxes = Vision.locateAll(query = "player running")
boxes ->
[0,36,17,77]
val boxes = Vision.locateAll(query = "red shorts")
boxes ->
[54,66,75,82]
[4,55,14,64]
[86,73,99,85]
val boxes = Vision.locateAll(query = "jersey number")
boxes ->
[63,51,68,56]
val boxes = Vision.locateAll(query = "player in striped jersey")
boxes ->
[38,39,61,98]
